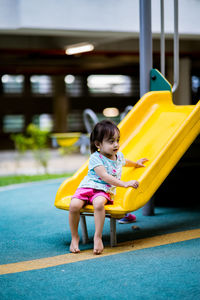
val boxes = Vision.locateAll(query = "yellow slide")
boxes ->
[55,91,200,218]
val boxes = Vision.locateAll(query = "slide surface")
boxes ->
[55,91,200,217]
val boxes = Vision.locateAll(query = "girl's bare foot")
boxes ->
[70,237,80,253]
[93,237,104,255]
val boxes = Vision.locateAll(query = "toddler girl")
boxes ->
[69,120,148,255]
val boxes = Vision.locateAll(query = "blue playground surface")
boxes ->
[0,179,200,299]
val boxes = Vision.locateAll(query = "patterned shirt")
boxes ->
[78,151,126,195]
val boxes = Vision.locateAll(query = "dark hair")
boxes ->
[90,120,120,153]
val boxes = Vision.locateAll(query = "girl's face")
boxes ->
[96,131,120,160]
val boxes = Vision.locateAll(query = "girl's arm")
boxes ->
[125,158,148,168]
[94,165,139,189]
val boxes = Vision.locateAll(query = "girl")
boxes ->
[69,120,148,255]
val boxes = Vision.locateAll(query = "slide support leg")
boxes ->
[80,215,89,244]
[142,196,155,216]
[110,218,117,247]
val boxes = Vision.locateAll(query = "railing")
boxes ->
[160,0,179,92]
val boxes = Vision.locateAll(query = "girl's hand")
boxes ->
[136,158,148,168]
[124,180,139,189]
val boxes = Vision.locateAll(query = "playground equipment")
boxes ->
[55,81,200,245]
[55,0,200,246]
[52,107,131,154]
[51,132,81,148]
[50,109,97,154]
[140,0,179,215]
[51,109,98,154]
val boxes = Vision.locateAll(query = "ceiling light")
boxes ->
[65,43,94,55]
[103,107,119,117]
[64,75,75,84]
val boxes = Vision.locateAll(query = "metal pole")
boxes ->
[139,0,154,216]
[139,0,152,97]
[172,0,179,93]
[160,0,165,76]
[80,215,89,244]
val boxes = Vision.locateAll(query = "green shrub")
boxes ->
[11,124,50,173]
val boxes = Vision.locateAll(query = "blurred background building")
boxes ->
[0,0,200,149]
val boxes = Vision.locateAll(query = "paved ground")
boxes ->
[0,150,88,176]
[1,150,200,299]
[0,179,200,299]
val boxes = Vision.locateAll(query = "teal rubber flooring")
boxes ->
[0,179,200,299]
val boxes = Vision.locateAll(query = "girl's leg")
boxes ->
[69,197,85,253]
[93,196,107,255]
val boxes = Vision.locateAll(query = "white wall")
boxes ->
[0,0,200,37]
[18,0,139,33]
[0,0,19,29]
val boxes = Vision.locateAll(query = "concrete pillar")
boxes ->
[53,76,69,132]
[24,75,32,129]
[166,57,191,105]
[174,58,191,105]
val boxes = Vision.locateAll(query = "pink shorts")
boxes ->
[72,188,113,205]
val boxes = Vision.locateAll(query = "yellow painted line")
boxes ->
[0,228,200,275]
